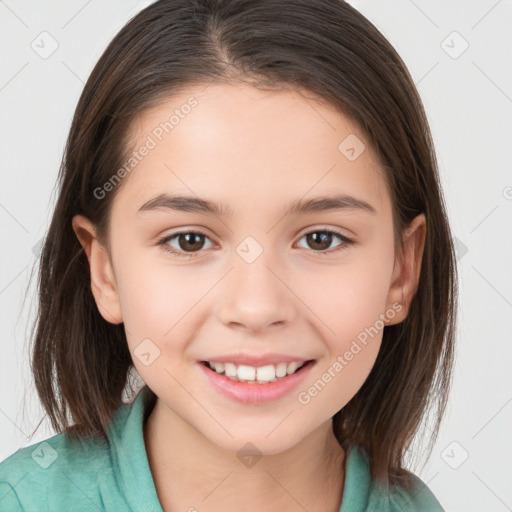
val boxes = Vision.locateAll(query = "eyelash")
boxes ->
[157,228,354,259]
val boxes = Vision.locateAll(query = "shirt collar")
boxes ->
[107,385,164,512]
[107,385,383,512]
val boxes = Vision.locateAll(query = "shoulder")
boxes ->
[382,474,445,512]
[0,407,130,512]
[0,388,155,512]
[344,445,445,512]
[368,466,445,512]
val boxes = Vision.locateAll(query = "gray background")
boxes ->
[1,1,511,511]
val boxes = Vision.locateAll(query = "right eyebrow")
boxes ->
[137,193,234,217]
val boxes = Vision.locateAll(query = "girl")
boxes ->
[0,0,457,511]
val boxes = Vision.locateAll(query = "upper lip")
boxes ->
[200,353,314,367]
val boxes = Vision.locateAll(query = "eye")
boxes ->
[296,229,353,254]
[157,227,354,259]
[157,230,214,258]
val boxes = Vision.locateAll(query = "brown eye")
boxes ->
[296,229,353,253]
[159,230,214,258]
[175,232,206,252]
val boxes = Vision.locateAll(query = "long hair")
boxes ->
[29,0,457,490]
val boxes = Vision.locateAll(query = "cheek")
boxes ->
[297,245,394,412]
[298,277,388,419]
[113,222,395,402]
[116,264,192,388]
[306,246,395,345]
[112,242,188,348]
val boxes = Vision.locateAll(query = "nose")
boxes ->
[216,254,298,333]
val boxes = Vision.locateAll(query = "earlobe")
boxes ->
[385,214,426,325]
[71,215,123,325]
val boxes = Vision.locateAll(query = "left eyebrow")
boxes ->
[137,192,377,217]
[282,194,377,216]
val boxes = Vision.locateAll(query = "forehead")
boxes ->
[115,82,390,218]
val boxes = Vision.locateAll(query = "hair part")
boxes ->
[29,0,457,491]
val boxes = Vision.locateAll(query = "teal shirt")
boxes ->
[0,386,444,511]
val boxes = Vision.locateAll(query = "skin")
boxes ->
[73,82,426,512]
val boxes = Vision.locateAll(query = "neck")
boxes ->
[143,398,346,512]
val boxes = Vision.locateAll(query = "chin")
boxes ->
[203,426,304,459]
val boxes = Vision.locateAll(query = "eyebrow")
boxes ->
[137,193,377,217]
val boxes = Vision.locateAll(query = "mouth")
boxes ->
[199,359,315,383]
[197,359,316,404]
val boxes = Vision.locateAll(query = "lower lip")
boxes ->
[197,360,316,405]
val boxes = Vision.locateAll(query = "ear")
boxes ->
[71,214,123,324]
[385,214,426,325]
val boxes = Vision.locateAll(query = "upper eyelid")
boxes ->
[161,226,354,249]
[162,224,354,238]
[296,225,354,239]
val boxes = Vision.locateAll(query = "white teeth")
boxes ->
[286,362,301,375]
[206,360,307,383]
[213,362,224,373]
[256,365,275,382]
[224,363,237,378]
[275,362,287,378]
[238,365,256,381]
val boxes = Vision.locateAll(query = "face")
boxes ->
[73,82,425,456]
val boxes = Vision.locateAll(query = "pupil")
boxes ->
[308,232,331,251]
[180,233,204,251]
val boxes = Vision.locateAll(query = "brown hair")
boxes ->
[29,0,457,491]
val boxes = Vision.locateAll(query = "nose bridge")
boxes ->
[216,236,297,331]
